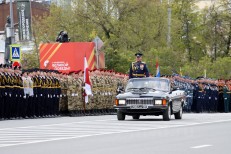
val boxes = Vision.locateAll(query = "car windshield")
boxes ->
[125,78,170,92]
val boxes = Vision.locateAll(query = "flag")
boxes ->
[156,58,161,77]
[84,56,92,103]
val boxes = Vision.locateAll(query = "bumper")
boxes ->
[114,105,168,115]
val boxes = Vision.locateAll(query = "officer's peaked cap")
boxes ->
[135,52,143,57]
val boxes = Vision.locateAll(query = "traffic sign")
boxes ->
[10,44,21,62]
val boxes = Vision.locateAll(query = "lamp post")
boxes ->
[160,0,171,47]
[167,0,171,47]
[10,0,15,44]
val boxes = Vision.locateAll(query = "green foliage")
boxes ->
[182,56,231,79]
[28,0,230,79]
[21,49,40,69]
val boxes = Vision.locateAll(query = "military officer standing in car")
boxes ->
[129,52,149,79]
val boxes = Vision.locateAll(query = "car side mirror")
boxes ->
[117,86,124,94]
[171,86,179,91]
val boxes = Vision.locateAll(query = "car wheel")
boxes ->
[174,105,183,119]
[163,105,171,121]
[132,115,140,120]
[117,110,125,120]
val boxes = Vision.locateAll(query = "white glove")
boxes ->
[23,96,26,99]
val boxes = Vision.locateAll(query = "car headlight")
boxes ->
[119,100,126,105]
[155,100,162,105]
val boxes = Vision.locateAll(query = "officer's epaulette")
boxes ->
[141,61,146,64]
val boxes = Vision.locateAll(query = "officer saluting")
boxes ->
[129,52,149,79]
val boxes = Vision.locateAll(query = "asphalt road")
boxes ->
[0,113,231,154]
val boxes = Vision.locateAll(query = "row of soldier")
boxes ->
[166,75,231,113]
[59,69,128,116]
[1,62,230,120]
[0,64,129,120]
[0,64,61,120]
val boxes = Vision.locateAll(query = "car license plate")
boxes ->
[130,105,147,109]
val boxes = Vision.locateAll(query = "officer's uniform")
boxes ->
[0,65,5,119]
[223,85,230,113]
[129,53,149,79]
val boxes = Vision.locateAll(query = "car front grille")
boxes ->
[126,98,154,105]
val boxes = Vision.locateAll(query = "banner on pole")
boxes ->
[17,0,32,41]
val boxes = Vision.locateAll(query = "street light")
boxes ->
[167,0,171,47]
[10,0,15,44]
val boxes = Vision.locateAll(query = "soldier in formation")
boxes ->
[0,65,61,120]
[1,62,230,121]
[167,75,231,113]
[64,69,128,116]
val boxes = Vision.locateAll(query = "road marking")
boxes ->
[0,119,116,131]
[0,118,231,148]
[191,145,212,149]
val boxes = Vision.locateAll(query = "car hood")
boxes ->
[116,91,169,99]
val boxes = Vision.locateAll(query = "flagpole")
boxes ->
[204,69,207,78]
[83,92,86,116]
[83,55,93,115]
[10,0,15,44]
[83,53,86,115]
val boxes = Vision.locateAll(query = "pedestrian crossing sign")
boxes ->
[10,44,21,62]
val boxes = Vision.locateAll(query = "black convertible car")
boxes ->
[114,77,186,121]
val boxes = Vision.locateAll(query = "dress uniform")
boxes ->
[223,83,230,113]
[0,64,5,119]
[191,82,199,112]
[22,72,30,118]
[196,83,204,113]
[228,80,231,112]
[129,53,149,79]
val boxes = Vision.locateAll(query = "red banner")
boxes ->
[39,42,96,73]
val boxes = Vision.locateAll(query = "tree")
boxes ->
[28,0,230,79]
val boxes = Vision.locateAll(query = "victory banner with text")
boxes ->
[39,42,98,73]
[17,0,32,41]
